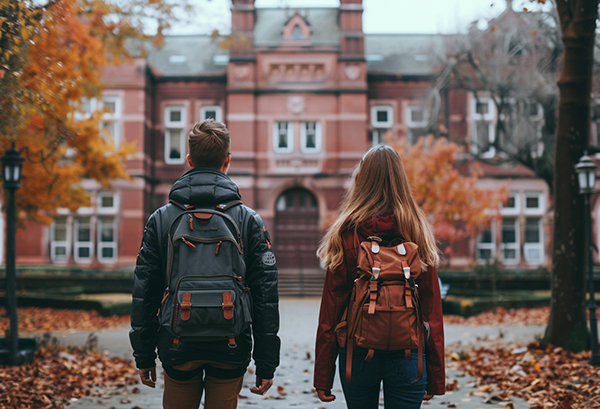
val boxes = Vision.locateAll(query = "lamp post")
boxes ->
[1,143,24,365]
[574,153,600,366]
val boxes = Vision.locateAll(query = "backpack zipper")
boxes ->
[173,234,242,254]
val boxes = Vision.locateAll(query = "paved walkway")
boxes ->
[52,298,539,409]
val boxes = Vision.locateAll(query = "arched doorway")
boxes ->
[274,187,321,270]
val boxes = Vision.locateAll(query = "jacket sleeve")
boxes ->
[313,256,353,390]
[245,213,281,380]
[129,211,164,369]
[420,265,446,395]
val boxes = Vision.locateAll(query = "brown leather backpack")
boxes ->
[335,236,429,383]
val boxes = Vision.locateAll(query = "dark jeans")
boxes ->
[338,347,427,409]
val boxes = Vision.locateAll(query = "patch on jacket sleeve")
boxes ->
[261,251,277,266]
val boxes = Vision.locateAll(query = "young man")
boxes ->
[130,119,280,409]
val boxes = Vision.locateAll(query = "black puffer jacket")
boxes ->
[129,168,280,380]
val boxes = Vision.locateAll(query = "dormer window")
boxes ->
[283,13,311,41]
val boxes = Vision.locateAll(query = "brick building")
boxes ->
[12,0,559,281]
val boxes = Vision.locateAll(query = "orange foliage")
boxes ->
[0,0,187,222]
[394,136,506,248]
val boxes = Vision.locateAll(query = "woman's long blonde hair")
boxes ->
[317,144,440,270]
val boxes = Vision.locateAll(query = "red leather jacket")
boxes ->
[313,215,446,396]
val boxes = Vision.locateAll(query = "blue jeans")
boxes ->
[338,347,427,409]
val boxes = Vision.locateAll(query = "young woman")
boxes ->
[313,145,445,409]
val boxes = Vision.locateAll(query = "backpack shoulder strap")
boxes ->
[216,200,243,212]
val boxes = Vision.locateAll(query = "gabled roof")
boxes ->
[254,8,340,47]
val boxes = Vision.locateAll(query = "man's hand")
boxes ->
[317,389,336,402]
[250,377,273,395]
[139,367,156,388]
[424,394,434,401]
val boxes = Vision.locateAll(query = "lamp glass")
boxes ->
[579,171,588,190]
[589,172,596,190]
[13,165,19,183]
[3,165,10,183]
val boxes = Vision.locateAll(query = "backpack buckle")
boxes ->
[403,267,411,280]
[371,267,381,280]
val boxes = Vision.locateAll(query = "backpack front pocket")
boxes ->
[176,289,237,327]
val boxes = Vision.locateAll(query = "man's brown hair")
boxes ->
[188,119,230,169]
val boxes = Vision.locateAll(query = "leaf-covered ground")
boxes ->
[0,343,138,409]
[0,308,129,333]
[444,306,600,326]
[448,341,600,409]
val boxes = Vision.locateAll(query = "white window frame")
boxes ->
[273,121,294,153]
[371,105,394,128]
[164,105,187,165]
[97,192,119,214]
[500,191,521,216]
[200,105,223,123]
[523,191,545,215]
[370,129,389,146]
[100,95,122,148]
[406,105,429,144]
[500,217,520,264]
[300,121,322,153]
[97,217,118,263]
[50,217,70,262]
[73,217,94,264]
[524,217,544,265]
[471,96,496,158]
[476,222,496,263]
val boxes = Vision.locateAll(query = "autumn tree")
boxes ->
[0,0,190,222]
[544,0,598,352]
[394,136,505,262]
[431,1,560,194]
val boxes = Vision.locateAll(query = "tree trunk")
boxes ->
[544,0,598,352]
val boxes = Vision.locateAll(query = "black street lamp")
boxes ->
[574,152,600,366]
[1,143,24,365]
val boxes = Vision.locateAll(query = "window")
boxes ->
[200,105,222,123]
[369,129,389,146]
[100,96,121,148]
[371,105,394,128]
[501,191,520,215]
[50,217,70,262]
[300,122,321,153]
[471,97,496,157]
[98,217,117,263]
[524,218,544,264]
[524,191,544,215]
[97,192,118,214]
[476,223,495,262]
[74,217,93,263]
[500,217,520,264]
[291,25,302,40]
[592,99,600,148]
[165,106,187,164]
[406,105,429,144]
[273,122,294,153]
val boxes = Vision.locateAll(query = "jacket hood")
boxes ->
[169,168,241,206]
[361,214,397,236]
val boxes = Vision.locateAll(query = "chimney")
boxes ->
[339,0,364,59]
[230,0,255,58]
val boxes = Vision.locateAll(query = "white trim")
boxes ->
[273,121,294,153]
[524,217,544,265]
[371,105,394,128]
[370,129,388,146]
[523,191,545,215]
[50,217,70,262]
[470,96,496,157]
[500,191,521,216]
[300,121,322,153]
[200,105,223,122]
[100,95,122,148]
[406,105,428,128]
[73,217,93,264]
[476,222,496,263]
[500,217,520,264]
[164,105,187,165]
[97,217,117,263]
[97,192,119,214]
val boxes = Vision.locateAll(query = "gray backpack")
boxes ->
[159,200,253,348]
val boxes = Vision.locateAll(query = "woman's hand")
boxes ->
[317,389,336,402]
[424,394,434,400]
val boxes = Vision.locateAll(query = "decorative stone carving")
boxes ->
[287,96,305,114]
[344,64,362,81]
[232,64,250,81]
